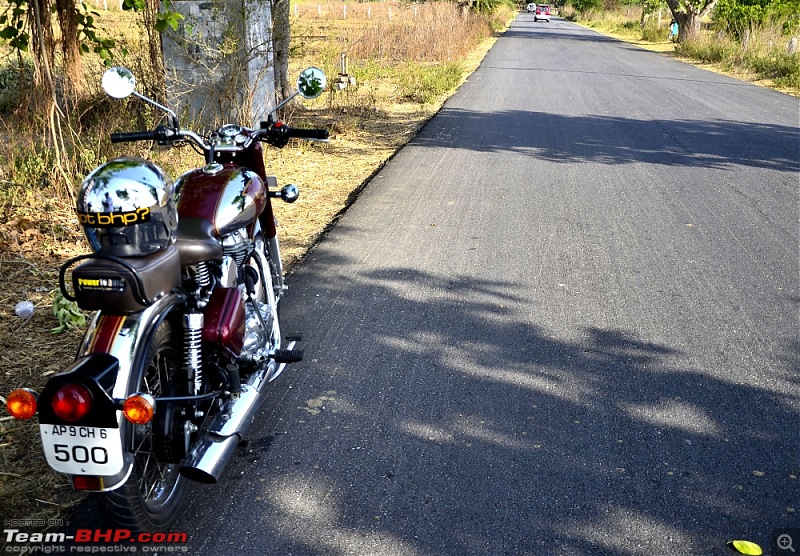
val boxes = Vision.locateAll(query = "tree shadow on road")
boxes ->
[409,107,799,173]
[168,250,798,555]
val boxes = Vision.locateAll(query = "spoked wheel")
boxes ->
[100,321,188,531]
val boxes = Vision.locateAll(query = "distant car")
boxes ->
[526,3,536,12]
[535,4,551,21]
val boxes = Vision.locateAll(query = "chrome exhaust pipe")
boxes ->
[178,434,240,484]
[178,381,265,483]
[179,340,298,483]
[179,356,286,483]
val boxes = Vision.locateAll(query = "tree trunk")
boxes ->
[54,0,84,105]
[664,0,717,42]
[142,0,165,102]
[677,11,701,41]
[271,0,291,103]
[27,0,56,111]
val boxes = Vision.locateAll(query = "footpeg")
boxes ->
[272,349,304,363]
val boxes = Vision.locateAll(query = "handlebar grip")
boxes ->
[110,130,158,143]
[287,128,329,141]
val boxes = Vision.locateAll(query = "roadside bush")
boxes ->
[396,61,464,103]
[473,0,518,14]
[572,0,603,16]
[714,0,800,39]
[0,57,33,113]
[714,0,770,40]
[676,34,741,62]
[641,22,667,41]
[348,2,496,63]
[676,25,799,89]
[744,45,800,86]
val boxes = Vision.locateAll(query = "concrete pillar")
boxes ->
[161,0,275,127]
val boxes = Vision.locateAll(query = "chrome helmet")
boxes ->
[77,157,178,257]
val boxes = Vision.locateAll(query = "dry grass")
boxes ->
[344,2,495,62]
[0,1,511,528]
[0,184,90,532]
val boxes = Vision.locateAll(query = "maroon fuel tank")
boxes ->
[175,164,267,237]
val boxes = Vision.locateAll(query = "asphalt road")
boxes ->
[176,14,799,556]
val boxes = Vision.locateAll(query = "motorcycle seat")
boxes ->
[175,217,224,265]
[69,246,181,314]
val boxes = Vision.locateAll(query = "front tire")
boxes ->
[99,321,188,531]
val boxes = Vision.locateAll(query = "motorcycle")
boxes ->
[5,66,329,531]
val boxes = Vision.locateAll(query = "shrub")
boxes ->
[396,61,464,104]
[744,47,800,87]
[0,57,33,113]
[641,23,666,41]
[714,0,770,40]
[572,0,603,15]
[676,34,741,62]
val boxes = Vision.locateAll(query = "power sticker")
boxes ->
[77,277,127,292]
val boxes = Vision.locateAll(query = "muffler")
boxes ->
[179,434,240,484]
[178,349,292,483]
[178,377,266,483]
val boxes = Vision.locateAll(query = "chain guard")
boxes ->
[152,385,188,464]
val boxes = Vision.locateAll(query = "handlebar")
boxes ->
[261,122,329,147]
[109,122,328,154]
[110,125,187,144]
[286,127,329,141]
[110,130,158,143]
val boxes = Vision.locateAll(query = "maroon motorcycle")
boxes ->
[5,66,328,530]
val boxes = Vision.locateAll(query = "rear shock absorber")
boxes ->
[194,262,211,288]
[184,312,204,395]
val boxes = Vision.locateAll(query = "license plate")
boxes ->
[40,424,124,475]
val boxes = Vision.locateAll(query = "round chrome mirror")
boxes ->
[296,67,326,100]
[102,67,136,99]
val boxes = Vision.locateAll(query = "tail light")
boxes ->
[122,393,155,425]
[6,389,38,420]
[51,383,93,422]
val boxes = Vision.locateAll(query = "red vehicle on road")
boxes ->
[535,4,551,21]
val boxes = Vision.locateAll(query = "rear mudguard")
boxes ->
[55,293,185,491]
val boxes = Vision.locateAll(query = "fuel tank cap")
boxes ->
[202,162,224,175]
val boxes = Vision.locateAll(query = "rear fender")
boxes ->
[38,353,133,489]
[53,293,185,491]
[78,293,184,398]
[38,353,119,428]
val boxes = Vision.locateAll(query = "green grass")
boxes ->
[396,61,465,104]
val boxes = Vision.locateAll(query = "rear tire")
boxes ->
[99,321,188,531]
